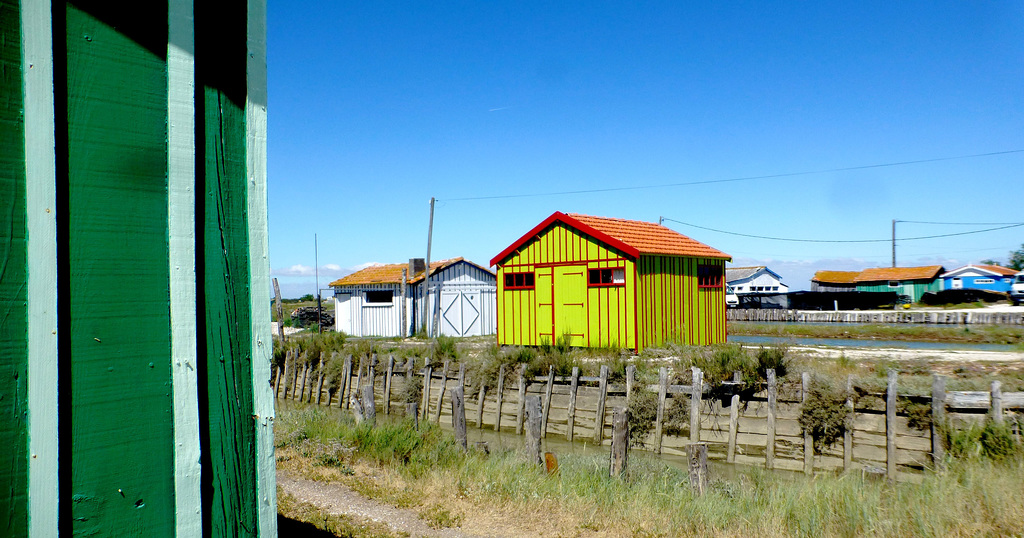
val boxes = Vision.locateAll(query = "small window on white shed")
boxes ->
[365,290,393,304]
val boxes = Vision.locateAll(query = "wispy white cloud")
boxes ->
[271,263,365,278]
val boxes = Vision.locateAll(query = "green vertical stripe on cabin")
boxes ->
[856,280,941,303]
[0,1,29,534]
[197,0,258,533]
[66,2,174,534]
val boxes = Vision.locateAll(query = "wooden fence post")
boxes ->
[280,349,291,399]
[802,372,813,475]
[295,353,307,401]
[525,395,542,465]
[452,386,467,450]
[766,368,777,469]
[566,366,579,441]
[594,365,609,444]
[690,367,702,442]
[407,402,419,430]
[516,364,527,435]
[687,443,709,495]
[886,369,897,480]
[362,384,376,427]
[610,407,629,477]
[314,352,326,405]
[384,355,395,414]
[625,365,636,402]
[339,354,352,408]
[476,382,487,429]
[354,356,363,400]
[273,366,282,399]
[494,365,505,432]
[458,362,465,387]
[727,375,740,464]
[434,360,450,423]
[991,380,1003,424]
[931,374,945,467]
[368,353,377,394]
[421,358,432,420]
[844,374,854,472]
[654,367,668,454]
[541,366,554,438]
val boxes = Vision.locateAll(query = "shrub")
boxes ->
[626,387,659,447]
[798,377,852,454]
[433,335,459,362]
[756,345,789,380]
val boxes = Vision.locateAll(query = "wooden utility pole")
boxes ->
[891,219,897,268]
[423,197,435,336]
[315,233,321,333]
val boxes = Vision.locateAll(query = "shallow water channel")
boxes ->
[728,333,1017,352]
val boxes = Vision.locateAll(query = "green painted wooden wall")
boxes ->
[1,0,29,534]
[1,1,275,535]
[857,279,942,302]
[495,222,728,351]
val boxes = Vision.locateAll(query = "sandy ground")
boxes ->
[789,345,1024,364]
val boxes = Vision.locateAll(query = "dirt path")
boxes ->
[789,345,1024,363]
[277,469,480,537]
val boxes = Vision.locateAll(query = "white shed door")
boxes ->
[440,291,481,337]
[335,293,352,334]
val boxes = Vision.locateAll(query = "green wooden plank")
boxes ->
[0,1,29,534]
[66,3,175,535]
[197,0,258,533]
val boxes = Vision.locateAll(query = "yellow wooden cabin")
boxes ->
[490,212,731,352]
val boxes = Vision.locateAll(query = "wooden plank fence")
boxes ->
[728,309,1024,325]
[274,354,1024,480]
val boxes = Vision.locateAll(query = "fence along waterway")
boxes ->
[727,309,1024,325]
[274,351,1024,481]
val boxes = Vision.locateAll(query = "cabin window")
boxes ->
[588,268,625,287]
[888,281,900,288]
[975,278,995,284]
[504,272,535,290]
[698,264,723,288]
[364,290,393,304]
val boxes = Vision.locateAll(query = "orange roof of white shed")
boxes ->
[328,257,492,287]
[490,212,730,266]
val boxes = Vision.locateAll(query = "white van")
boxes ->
[1011,272,1024,306]
[726,286,739,308]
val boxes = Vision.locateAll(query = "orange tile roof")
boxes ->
[812,270,861,284]
[568,214,731,259]
[853,265,944,283]
[328,258,481,287]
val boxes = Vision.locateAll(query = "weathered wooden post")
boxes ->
[383,355,395,414]
[802,372,813,475]
[296,354,309,401]
[339,354,352,409]
[280,349,292,399]
[566,366,579,441]
[407,402,420,430]
[610,407,629,477]
[494,365,506,432]
[421,358,432,420]
[690,367,703,442]
[727,384,740,464]
[687,443,709,495]
[314,352,326,405]
[458,362,466,387]
[541,366,555,438]
[362,385,376,427]
[594,365,609,443]
[766,368,777,469]
[476,382,487,429]
[931,374,946,467]
[525,395,543,465]
[991,380,1003,424]
[434,360,450,423]
[274,277,286,341]
[368,353,377,393]
[516,364,527,435]
[886,369,897,480]
[273,366,283,399]
[625,365,636,402]
[354,355,363,400]
[844,374,854,471]
[654,366,668,454]
[452,386,467,450]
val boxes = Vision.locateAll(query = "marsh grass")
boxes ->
[277,405,1024,537]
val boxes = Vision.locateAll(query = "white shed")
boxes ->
[330,257,496,338]
[726,266,789,294]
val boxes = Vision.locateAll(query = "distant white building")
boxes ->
[726,266,788,294]
[330,257,496,338]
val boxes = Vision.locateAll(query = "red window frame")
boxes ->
[697,264,723,288]
[504,271,535,290]
[588,267,626,288]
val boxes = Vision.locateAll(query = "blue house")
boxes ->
[941,264,1018,293]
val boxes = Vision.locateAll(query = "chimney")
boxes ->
[409,258,425,277]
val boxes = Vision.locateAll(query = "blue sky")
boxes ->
[267,2,1024,299]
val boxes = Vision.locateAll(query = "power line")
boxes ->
[441,149,1024,202]
[662,218,1024,244]
[898,220,1024,226]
